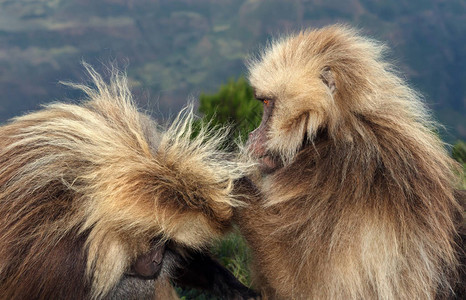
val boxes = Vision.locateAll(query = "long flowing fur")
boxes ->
[238,25,464,299]
[0,64,246,299]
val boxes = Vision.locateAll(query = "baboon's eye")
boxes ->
[263,99,270,106]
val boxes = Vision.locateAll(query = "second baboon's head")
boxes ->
[247,25,413,173]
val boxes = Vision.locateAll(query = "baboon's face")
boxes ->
[247,34,337,173]
[248,96,280,174]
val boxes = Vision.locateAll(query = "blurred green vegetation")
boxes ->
[452,141,466,189]
[198,77,262,149]
[452,141,466,166]
[211,231,252,286]
[177,230,253,300]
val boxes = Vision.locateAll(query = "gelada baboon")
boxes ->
[0,65,256,299]
[235,25,465,299]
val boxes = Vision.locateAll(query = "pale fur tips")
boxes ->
[0,64,246,298]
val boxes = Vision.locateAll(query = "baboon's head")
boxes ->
[247,25,393,173]
[0,65,247,299]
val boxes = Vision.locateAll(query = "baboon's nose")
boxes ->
[130,243,166,278]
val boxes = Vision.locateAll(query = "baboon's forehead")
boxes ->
[249,26,364,77]
[249,57,323,102]
[248,36,331,98]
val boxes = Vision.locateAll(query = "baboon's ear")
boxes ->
[320,66,336,94]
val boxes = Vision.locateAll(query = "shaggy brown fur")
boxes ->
[0,65,250,299]
[236,25,464,299]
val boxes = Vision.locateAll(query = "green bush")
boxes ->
[198,77,262,149]
[211,230,253,286]
[452,141,466,188]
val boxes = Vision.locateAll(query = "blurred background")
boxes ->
[0,0,465,143]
